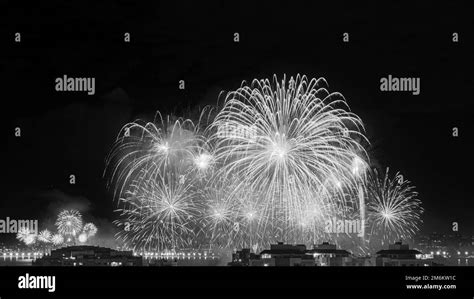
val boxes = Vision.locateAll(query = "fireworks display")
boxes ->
[75,223,99,243]
[114,172,201,251]
[83,223,98,238]
[14,210,99,249]
[366,167,423,246]
[16,227,37,245]
[51,234,64,246]
[37,229,52,243]
[105,74,423,253]
[210,75,368,249]
[55,210,83,236]
[78,233,88,243]
[105,111,212,252]
[105,112,212,200]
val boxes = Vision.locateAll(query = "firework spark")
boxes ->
[78,233,88,243]
[51,234,64,246]
[16,227,37,245]
[104,74,425,253]
[366,167,423,245]
[105,112,212,201]
[199,178,248,249]
[83,223,98,238]
[210,74,368,247]
[56,210,83,236]
[37,229,52,243]
[114,172,201,252]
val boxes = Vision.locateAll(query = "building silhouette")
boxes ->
[375,241,431,266]
[256,243,314,266]
[33,245,143,266]
[229,242,351,266]
[306,242,351,266]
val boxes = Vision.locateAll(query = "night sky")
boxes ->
[2,1,473,245]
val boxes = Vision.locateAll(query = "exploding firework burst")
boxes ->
[366,167,423,246]
[16,227,37,245]
[24,235,36,245]
[82,223,98,238]
[106,110,215,252]
[51,234,64,246]
[105,74,426,253]
[55,210,83,236]
[37,229,52,243]
[105,112,213,202]
[210,74,368,247]
[16,227,29,242]
[78,233,88,243]
[114,172,201,252]
[199,178,250,249]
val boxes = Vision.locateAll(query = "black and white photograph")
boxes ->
[1,1,474,298]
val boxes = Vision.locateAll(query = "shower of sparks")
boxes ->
[55,210,83,236]
[114,172,201,252]
[16,227,37,245]
[366,167,423,246]
[105,74,423,253]
[210,74,368,247]
[37,229,52,243]
[78,233,88,243]
[105,112,213,201]
[51,234,64,246]
[82,223,98,238]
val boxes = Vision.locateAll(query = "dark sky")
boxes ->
[2,1,473,242]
